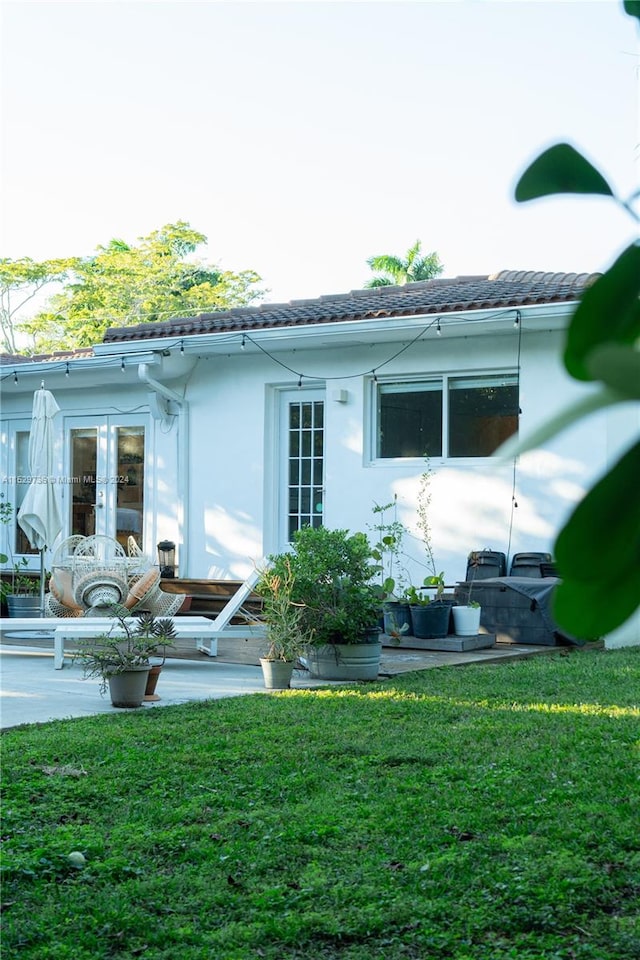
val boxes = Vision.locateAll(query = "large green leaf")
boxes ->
[586,343,640,397]
[553,440,640,637]
[495,386,629,461]
[564,244,640,381]
[515,143,614,202]
[623,1,640,22]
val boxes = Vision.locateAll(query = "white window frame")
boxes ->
[367,371,519,464]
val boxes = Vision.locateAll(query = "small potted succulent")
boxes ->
[74,612,176,708]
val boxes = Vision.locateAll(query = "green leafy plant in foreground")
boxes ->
[509,1,640,639]
[1,648,638,960]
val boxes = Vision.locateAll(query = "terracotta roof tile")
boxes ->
[102,270,599,343]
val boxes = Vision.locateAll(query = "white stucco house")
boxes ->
[1,270,638,643]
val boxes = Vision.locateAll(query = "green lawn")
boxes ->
[2,647,639,960]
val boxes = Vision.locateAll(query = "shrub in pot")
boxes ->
[268,526,382,680]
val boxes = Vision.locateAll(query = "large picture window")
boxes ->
[375,374,518,459]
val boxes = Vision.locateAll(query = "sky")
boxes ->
[1,0,638,312]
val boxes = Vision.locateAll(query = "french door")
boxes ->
[279,390,325,546]
[66,415,148,550]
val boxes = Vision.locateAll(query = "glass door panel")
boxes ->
[70,428,97,538]
[115,427,144,549]
[67,418,146,548]
[282,393,325,543]
[15,431,37,555]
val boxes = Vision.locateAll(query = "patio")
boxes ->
[0,628,563,730]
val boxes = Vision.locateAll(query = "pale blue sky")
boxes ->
[1,1,638,307]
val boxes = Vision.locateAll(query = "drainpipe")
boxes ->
[138,363,190,576]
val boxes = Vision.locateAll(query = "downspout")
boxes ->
[138,363,190,576]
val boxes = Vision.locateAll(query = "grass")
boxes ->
[1,647,639,960]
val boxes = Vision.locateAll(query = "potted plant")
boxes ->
[74,612,177,708]
[369,496,412,638]
[406,575,452,639]
[407,463,453,638]
[254,558,313,689]
[0,498,46,616]
[269,526,382,681]
[452,551,482,637]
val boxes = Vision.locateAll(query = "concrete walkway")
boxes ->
[0,637,561,730]
[0,645,272,729]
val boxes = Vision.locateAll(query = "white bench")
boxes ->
[0,616,219,669]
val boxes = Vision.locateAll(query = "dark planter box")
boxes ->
[454,579,563,646]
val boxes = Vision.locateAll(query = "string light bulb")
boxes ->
[297,374,302,388]
[180,339,185,355]
[436,320,442,336]
[241,334,246,350]
[121,357,126,372]
[514,310,521,328]
[13,370,18,383]
[65,362,70,377]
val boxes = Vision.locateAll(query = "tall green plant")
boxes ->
[368,495,409,599]
[414,461,445,597]
[509,0,639,638]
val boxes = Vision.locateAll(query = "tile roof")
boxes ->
[0,347,94,366]
[102,270,599,344]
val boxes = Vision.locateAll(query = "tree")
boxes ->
[506,0,640,639]
[365,240,443,288]
[16,221,265,353]
[0,257,77,354]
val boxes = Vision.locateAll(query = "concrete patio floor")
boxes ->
[0,635,561,730]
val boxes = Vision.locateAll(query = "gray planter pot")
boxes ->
[6,595,42,618]
[305,640,382,681]
[106,665,151,708]
[260,658,295,690]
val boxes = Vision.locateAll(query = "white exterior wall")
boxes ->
[177,323,636,594]
[1,306,637,649]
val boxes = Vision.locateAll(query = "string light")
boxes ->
[65,362,70,377]
[372,370,378,383]
[297,375,302,388]
[241,334,246,350]
[436,320,442,336]
[0,307,523,386]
